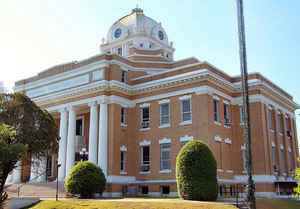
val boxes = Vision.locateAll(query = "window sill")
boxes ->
[179,120,192,126]
[160,169,171,174]
[214,121,221,126]
[140,128,150,131]
[242,170,247,174]
[139,171,151,174]
[226,170,234,174]
[224,125,231,129]
[120,171,127,175]
[159,124,170,129]
[121,123,127,127]
[217,169,224,173]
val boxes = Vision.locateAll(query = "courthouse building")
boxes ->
[10,8,299,197]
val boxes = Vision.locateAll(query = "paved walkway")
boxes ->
[6,198,40,209]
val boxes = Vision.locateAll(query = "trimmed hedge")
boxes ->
[176,140,218,201]
[65,161,106,198]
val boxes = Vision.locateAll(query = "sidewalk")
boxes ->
[6,198,40,209]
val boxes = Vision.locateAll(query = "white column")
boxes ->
[65,106,76,178]
[12,161,22,184]
[88,101,98,164]
[58,108,68,181]
[30,155,46,183]
[98,103,108,176]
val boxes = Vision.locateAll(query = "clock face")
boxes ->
[158,31,164,40]
[114,28,122,38]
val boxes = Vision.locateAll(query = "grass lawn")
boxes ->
[30,199,238,209]
[256,198,300,209]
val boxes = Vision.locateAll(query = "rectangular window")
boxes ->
[285,117,290,135]
[160,103,170,126]
[214,100,219,122]
[281,150,286,174]
[272,146,278,172]
[239,105,244,123]
[277,114,282,133]
[76,118,83,136]
[181,99,191,122]
[287,152,292,172]
[140,107,150,129]
[117,47,122,56]
[242,149,247,171]
[121,70,126,83]
[121,151,126,172]
[160,143,171,171]
[269,109,274,130]
[141,146,150,172]
[121,107,126,125]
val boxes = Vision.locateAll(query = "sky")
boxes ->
[0,0,300,147]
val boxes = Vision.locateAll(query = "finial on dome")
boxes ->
[133,1,143,14]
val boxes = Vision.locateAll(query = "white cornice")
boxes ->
[14,61,108,92]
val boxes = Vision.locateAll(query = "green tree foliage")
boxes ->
[176,140,218,201]
[0,93,58,154]
[65,161,106,198]
[0,93,58,204]
[0,123,27,204]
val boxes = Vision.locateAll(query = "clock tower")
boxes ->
[100,7,175,61]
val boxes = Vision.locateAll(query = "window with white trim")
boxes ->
[214,99,219,122]
[140,107,150,129]
[141,146,150,172]
[181,99,191,122]
[223,103,230,125]
[272,146,278,172]
[121,70,126,83]
[121,151,126,172]
[160,143,171,171]
[268,109,274,130]
[287,152,293,173]
[242,149,247,171]
[239,105,244,123]
[121,107,126,125]
[117,47,122,56]
[160,103,170,126]
[280,149,286,174]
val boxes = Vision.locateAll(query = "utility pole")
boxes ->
[236,1,256,209]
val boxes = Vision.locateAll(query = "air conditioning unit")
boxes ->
[141,121,150,129]
[224,118,232,126]
[273,165,279,172]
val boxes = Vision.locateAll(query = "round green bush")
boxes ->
[176,140,218,201]
[64,161,106,198]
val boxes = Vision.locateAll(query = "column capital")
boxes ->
[58,107,67,113]
[97,96,109,104]
[88,101,98,107]
[66,105,76,112]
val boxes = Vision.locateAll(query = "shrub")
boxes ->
[65,161,106,198]
[176,140,218,201]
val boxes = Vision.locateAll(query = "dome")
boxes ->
[106,8,169,45]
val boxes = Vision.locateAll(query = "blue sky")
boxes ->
[1,0,300,146]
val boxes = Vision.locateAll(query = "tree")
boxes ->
[176,140,218,201]
[0,123,27,203]
[65,161,106,198]
[0,93,58,203]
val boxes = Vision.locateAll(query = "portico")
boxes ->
[56,98,109,181]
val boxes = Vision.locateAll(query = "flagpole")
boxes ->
[236,1,256,209]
